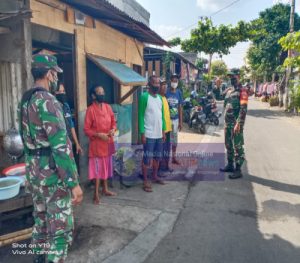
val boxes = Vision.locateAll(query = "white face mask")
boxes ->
[171,82,178,89]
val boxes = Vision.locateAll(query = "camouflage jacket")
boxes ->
[223,87,248,127]
[19,88,79,188]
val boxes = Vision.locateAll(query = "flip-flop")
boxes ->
[153,179,166,185]
[102,191,117,196]
[143,183,153,192]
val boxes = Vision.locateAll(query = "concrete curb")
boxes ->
[101,211,179,263]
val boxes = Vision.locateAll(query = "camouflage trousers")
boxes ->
[29,182,74,263]
[224,124,245,166]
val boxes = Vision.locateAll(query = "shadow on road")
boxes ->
[247,174,300,196]
[145,160,300,263]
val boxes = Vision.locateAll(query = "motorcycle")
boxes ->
[189,106,206,134]
[204,102,221,126]
[199,97,221,126]
[183,97,194,124]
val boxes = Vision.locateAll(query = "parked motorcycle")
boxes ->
[199,96,221,126]
[189,106,206,134]
[183,97,194,124]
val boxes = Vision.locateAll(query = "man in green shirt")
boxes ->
[138,75,166,192]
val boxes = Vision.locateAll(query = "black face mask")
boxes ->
[150,86,159,94]
[230,77,238,88]
[96,94,105,103]
[56,94,67,104]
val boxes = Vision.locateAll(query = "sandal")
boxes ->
[102,190,117,196]
[143,182,153,192]
[153,179,166,185]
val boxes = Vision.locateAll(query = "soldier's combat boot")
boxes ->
[220,162,234,172]
[229,164,243,179]
[33,254,46,263]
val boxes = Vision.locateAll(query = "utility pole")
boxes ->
[284,0,295,111]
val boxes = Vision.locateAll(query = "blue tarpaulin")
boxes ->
[87,54,147,86]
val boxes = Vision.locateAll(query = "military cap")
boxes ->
[32,54,63,73]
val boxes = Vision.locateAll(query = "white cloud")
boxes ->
[196,0,230,12]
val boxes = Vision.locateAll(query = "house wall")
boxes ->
[29,0,144,180]
[30,0,144,111]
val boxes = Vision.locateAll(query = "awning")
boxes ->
[87,54,147,86]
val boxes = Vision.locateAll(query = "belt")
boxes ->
[27,147,52,156]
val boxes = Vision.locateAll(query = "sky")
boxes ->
[135,0,300,69]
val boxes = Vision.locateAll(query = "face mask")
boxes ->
[171,82,178,89]
[49,80,58,92]
[56,94,67,104]
[96,94,105,103]
[230,77,238,88]
[151,86,159,94]
[48,71,58,92]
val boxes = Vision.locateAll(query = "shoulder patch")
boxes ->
[240,88,248,105]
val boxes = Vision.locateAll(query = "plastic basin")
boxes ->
[0,176,24,200]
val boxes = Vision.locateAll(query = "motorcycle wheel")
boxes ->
[213,117,219,126]
[184,111,190,123]
[198,123,206,134]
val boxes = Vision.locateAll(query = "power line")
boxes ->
[165,0,242,39]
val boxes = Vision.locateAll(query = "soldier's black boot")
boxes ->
[229,164,243,179]
[220,162,234,172]
[33,254,46,263]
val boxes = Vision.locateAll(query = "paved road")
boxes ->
[145,99,300,263]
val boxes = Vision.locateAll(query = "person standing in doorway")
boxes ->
[139,75,166,192]
[84,85,117,204]
[19,54,83,263]
[166,73,183,165]
[55,82,83,157]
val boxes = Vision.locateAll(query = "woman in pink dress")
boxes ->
[84,85,117,204]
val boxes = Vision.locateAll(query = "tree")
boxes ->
[247,3,300,80]
[168,37,181,47]
[211,60,228,77]
[279,31,300,68]
[279,31,300,110]
[181,18,250,73]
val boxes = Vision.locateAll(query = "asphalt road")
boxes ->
[144,99,300,263]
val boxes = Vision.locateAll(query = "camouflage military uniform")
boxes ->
[223,86,248,167]
[20,89,79,263]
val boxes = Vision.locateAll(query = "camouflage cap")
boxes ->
[32,54,63,73]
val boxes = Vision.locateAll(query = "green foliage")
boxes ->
[247,3,300,79]
[289,79,300,110]
[195,57,208,70]
[162,52,175,80]
[211,60,228,77]
[168,37,181,47]
[279,32,300,67]
[181,17,250,58]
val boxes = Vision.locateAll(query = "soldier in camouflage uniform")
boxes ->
[220,69,248,179]
[19,54,83,263]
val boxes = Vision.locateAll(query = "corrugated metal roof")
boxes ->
[87,54,147,86]
[104,0,150,26]
[60,0,168,46]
